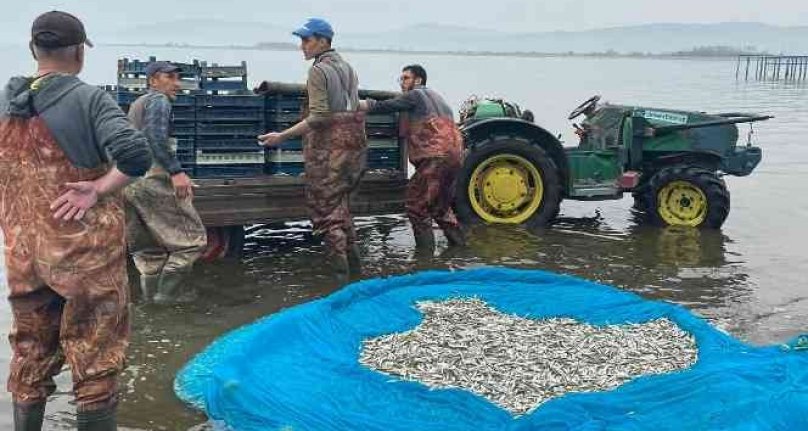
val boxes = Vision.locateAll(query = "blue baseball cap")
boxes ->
[292,18,334,40]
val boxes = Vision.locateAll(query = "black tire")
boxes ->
[224,225,246,258]
[631,176,652,213]
[642,166,730,228]
[455,136,562,229]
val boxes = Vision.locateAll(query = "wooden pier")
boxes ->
[736,55,808,82]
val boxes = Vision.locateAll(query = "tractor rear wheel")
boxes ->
[643,166,730,228]
[456,136,562,228]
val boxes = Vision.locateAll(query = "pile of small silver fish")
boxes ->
[359,298,698,415]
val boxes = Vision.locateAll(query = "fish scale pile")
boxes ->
[359,298,698,415]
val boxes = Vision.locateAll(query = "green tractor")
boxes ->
[455,95,771,229]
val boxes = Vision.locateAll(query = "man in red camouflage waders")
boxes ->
[360,64,466,256]
[0,11,152,430]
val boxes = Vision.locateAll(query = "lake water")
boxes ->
[0,44,806,429]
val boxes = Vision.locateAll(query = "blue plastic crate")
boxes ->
[118,58,198,78]
[265,121,299,133]
[172,106,196,122]
[196,122,266,137]
[195,138,262,152]
[195,151,265,165]
[200,80,248,92]
[196,94,264,108]
[172,122,196,136]
[175,138,195,152]
[115,91,140,105]
[277,138,303,151]
[266,111,304,124]
[176,150,196,166]
[197,107,264,122]
[199,63,247,79]
[266,95,305,111]
[266,162,306,176]
[366,124,399,137]
[366,113,399,125]
[368,148,401,163]
[367,137,400,149]
[174,94,195,107]
[194,164,265,178]
[115,91,196,108]
[366,159,401,170]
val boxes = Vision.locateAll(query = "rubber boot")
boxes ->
[153,270,196,305]
[347,244,362,276]
[412,225,436,257]
[442,225,467,247]
[13,402,45,431]
[76,404,116,431]
[138,274,160,304]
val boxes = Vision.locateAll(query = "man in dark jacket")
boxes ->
[259,18,366,281]
[124,62,207,304]
[0,11,152,430]
[360,64,466,255]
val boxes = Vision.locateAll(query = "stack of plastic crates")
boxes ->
[198,61,249,94]
[264,93,307,176]
[194,94,266,178]
[171,94,197,175]
[109,57,403,179]
[117,57,200,93]
[263,94,402,176]
[114,57,255,177]
[365,112,402,172]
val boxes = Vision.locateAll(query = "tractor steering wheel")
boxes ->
[568,95,601,120]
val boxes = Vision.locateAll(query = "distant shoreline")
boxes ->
[104,42,754,61]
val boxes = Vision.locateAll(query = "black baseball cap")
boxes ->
[145,61,181,77]
[31,11,93,48]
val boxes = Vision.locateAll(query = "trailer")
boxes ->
[110,58,408,259]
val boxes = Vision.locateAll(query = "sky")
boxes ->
[3,0,808,42]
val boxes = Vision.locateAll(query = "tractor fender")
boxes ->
[461,118,569,188]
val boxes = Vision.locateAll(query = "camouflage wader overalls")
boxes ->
[0,106,128,412]
[304,51,367,275]
[403,88,465,251]
[124,94,207,302]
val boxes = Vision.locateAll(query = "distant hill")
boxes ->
[106,21,808,55]
[106,19,290,46]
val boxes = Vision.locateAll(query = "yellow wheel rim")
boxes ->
[657,180,708,227]
[468,154,544,224]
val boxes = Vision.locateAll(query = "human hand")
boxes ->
[258,132,286,147]
[50,181,99,221]
[171,172,194,200]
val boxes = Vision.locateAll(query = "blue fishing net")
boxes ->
[175,268,808,430]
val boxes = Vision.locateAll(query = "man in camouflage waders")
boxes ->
[0,11,152,430]
[360,65,466,256]
[124,62,207,304]
[259,18,366,281]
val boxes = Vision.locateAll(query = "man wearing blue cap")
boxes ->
[259,18,366,281]
[125,62,207,304]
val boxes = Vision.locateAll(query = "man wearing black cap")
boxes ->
[259,18,367,281]
[124,62,207,305]
[0,10,152,431]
